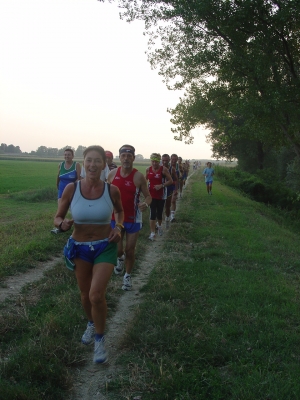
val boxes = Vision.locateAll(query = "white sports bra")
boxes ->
[70,181,113,225]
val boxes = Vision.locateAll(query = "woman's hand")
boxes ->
[60,219,74,232]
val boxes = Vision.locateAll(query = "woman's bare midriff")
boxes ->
[71,223,112,242]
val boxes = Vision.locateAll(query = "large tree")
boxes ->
[114,0,300,159]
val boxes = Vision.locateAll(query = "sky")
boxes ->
[0,0,213,160]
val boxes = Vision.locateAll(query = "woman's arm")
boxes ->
[53,183,75,232]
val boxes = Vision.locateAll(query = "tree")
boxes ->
[58,146,75,156]
[0,143,7,153]
[36,146,48,156]
[117,0,300,158]
[47,148,59,157]
[75,145,87,158]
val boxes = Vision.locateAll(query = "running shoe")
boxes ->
[93,337,108,364]
[122,275,132,291]
[51,228,62,235]
[114,256,125,275]
[158,226,163,236]
[170,215,176,223]
[81,322,95,345]
[148,232,156,241]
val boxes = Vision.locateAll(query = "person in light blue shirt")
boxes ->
[203,162,214,195]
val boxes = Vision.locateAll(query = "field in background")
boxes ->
[0,160,154,195]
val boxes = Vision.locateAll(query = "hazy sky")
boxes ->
[0,0,213,159]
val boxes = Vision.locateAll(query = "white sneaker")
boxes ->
[93,337,108,364]
[81,322,95,345]
[51,228,62,235]
[122,275,132,291]
[114,256,125,275]
[148,232,156,241]
[165,217,170,229]
[158,226,163,236]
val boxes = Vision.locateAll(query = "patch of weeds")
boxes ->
[9,187,57,203]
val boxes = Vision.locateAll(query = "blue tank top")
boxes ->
[70,181,114,225]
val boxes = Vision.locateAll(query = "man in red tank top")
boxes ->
[107,145,151,291]
[146,153,173,241]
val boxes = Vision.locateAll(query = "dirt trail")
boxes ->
[0,173,194,399]
[0,256,62,303]
[71,236,165,400]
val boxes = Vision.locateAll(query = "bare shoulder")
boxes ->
[133,170,146,185]
[109,183,121,196]
[107,168,118,183]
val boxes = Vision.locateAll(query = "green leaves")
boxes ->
[119,0,300,158]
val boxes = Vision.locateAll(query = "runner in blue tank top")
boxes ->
[51,148,81,234]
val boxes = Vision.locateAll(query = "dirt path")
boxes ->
[0,173,194,399]
[0,256,62,303]
[71,236,165,400]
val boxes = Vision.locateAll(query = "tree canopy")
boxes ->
[115,0,300,162]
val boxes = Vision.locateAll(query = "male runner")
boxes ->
[105,150,118,170]
[161,154,178,227]
[169,153,179,222]
[107,144,152,291]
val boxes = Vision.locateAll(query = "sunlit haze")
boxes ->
[0,0,213,159]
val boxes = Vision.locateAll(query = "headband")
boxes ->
[119,147,135,156]
[150,154,161,162]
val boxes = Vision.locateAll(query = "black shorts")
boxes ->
[149,198,165,220]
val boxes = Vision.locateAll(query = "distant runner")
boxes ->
[146,153,173,240]
[161,153,178,227]
[105,150,118,171]
[203,162,215,195]
[51,148,81,234]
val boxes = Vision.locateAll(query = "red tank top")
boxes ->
[148,166,165,200]
[111,167,141,223]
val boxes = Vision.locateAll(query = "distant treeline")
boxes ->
[0,143,147,160]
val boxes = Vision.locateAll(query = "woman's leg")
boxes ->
[89,262,114,334]
[74,258,94,320]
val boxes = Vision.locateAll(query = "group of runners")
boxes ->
[52,145,193,365]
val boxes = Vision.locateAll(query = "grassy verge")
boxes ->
[106,172,300,399]
[0,189,66,281]
[0,207,151,399]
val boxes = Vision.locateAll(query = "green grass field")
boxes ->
[1,161,300,399]
[0,160,149,194]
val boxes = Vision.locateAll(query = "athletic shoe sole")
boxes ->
[122,284,132,291]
